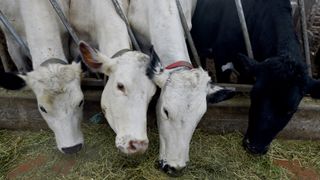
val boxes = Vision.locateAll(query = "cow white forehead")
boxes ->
[116,51,150,65]
[167,69,211,89]
[26,63,81,94]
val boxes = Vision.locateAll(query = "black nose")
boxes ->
[158,160,185,177]
[242,137,269,155]
[62,143,83,154]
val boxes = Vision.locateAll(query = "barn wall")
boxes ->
[1,88,320,140]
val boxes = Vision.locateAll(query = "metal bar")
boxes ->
[0,10,31,60]
[0,10,32,72]
[81,78,105,87]
[235,0,254,59]
[176,0,202,68]
[0,49,10,72]
[298,0,312,76]
[49,0,103,79]
[111,0,141,51]
[0,57,10,72]
[49,0,80,45]
[217,83,252,93]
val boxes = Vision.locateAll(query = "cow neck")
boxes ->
[111,49,132,58]
[40,58,68,67]
[165,61,193,70]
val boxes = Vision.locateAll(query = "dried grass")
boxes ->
[0,124,320,179]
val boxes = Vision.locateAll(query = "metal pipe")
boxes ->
[0,10,32,72]
[49,0,80,45]
[298,0,312,76]
[111,0,141,51]
[176,0,202,68]
[0,46,10,72]
[235,0,254,59]
[0,10,31,60]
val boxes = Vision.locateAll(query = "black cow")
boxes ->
[0,72,26,90]
[191,0,320,154]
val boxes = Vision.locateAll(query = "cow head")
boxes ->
[147,48,235,175]
[238,54,320,155]
[0,62,84,154]
[79,41,156,155]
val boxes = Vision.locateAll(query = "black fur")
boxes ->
[0,72,26,90]
[146,46,163,80]
[192,0,320,154]
[308,79,320,99]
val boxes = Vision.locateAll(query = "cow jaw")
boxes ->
[24,62,84,154]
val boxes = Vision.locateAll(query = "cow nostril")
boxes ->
[128,140,148,153]
[61,143,83,154]
[129,141,137,150]
[158,160,185,177]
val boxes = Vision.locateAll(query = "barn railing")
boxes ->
[0,0,320,90]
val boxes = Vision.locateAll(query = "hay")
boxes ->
[0,124,320,179]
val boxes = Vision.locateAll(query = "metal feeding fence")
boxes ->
[0,0,320,91]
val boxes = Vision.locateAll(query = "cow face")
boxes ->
[79,41,156,155]
[147,49,235,175]
[0,62,84,154]
[239,54,320,155]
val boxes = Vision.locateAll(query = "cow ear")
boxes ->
[307,77,320,99]
[206,83,236,104]
[146,46,169,88]
[0,72,27,90]
[237,53,258,76]
[79,41,114,75]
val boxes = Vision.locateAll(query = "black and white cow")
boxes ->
[191,0,320,154]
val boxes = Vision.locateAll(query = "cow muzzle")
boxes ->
[158,160,186,177]
[116,136,149,155]
[61,143,83,154]
[242,137,269,155]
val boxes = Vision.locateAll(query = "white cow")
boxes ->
[0,0,155,155]
[70,0,156,155]
[128,0,235,174]
[0,0,84,154]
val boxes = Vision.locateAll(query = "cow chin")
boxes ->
[158,159,187,177]
[157,127,192,176]
[53,127,84,155]
[242,136,269,155]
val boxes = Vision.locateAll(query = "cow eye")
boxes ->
[117,83,125,92]
[79,100,84,107]
[39,106,47,113]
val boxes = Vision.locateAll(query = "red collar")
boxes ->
[165,61,193,70]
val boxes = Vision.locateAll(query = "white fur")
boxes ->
[0,0,84,153]
[157,69,210,169]
[129,0,197,66]
[128,0,229,170]
[101,52,156,154]
[72,0,156,155]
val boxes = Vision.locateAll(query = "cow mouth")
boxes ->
[242,136,269,155]
[157,160,187,177]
